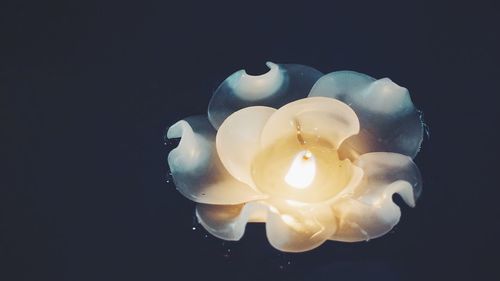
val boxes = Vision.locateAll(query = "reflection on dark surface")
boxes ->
[1,0,499,280]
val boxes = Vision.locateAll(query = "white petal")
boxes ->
[216,106,276,188]
[266,199,336,252]
[197,199,337,252]
[260,97,360,150]
[352,152,422,204]
[208,62,323,129]
[309,71,423,158]
[330,152,422,242]
[196,201,268,241]
[167,116,266,204]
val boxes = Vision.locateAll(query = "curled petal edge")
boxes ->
[330,152,422,242]
[309,71,424,158]
[208,62,323,129]
[196,199,338,252]
[167,116,266,205]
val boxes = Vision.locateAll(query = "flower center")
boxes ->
[251,134,354,203]
[284,150,316,189]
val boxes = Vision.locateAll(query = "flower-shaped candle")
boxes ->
[167,62,423,252]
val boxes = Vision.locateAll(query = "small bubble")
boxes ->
[192,227,196,231]
[204,234,208,238]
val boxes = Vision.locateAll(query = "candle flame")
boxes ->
[284,150,316,189]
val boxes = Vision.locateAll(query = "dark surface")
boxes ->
[1,1,499,280]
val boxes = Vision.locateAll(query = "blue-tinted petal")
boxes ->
[330,152,422,242]
[167,116,266,204]
[309,71,423,158]
[208,62,323,129]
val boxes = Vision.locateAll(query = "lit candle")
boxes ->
[167,62,424,252]
[284,150,316,189]
[251,129,355,204]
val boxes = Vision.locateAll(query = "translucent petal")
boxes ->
[266,199,337,252]
[216,106,276,188]
[167,116,266,204]
[260,97,360,150]
[208,62,323,129]
[309,71,423,158]
[352,152,422,203]
[196,201,268,241]
[330,152,422,242]
[196,199,336,252]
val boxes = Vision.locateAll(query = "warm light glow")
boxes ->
[284,150,316,189]
[252,134,355,203]
[169,63,424,252]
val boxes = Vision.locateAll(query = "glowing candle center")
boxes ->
[284,150,316,189]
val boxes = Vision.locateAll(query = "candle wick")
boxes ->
[294,119,306,145]
[302,150,313,160]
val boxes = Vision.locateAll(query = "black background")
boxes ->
[1,1,499,280]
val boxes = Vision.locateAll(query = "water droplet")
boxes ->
[192,227,196,231]
[424,123,431,139]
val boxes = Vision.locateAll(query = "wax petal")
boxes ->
[330,152,422,242]
[260,97,360,150]
[197,199,336,252]
[196,201,268,241]
[266,199,337,252]
[208,62,323,129]
[309,71,423,158]
[216,106,276,188]
[167,116,266,204]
